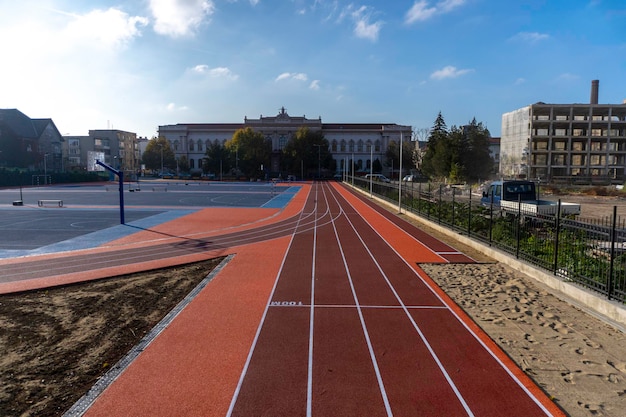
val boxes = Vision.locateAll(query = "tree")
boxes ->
[385,139,416,178]
[421,113,493,182]
[459,118,493,181]
[177,155,190,173]
[225,128,271,179]
[203,140,231,177]
[282,127,331,178]
[422,112,451,179]
[142,137,176,172]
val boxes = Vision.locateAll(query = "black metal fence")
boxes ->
[350,176,626,303]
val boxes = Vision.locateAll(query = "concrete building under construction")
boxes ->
[501,80,626,184]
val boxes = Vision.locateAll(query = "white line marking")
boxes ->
[225,187,313,417]
[327,183,474,416]
[334,183,557,416]
[306,183,320,417]
[323,182,394,417]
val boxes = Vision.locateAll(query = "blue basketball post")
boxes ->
[96,160,125,224]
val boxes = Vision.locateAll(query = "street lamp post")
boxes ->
[370,143,374,198]
[398,131,403,213]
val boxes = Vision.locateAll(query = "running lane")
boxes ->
[227,182,563,417]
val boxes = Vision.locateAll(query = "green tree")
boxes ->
[282,127,331,178]
[422,112,455,179]
[142,137,176,172]
[177,155,190,173]
[459,118,493,181]
[225,127,271,179]
[385,139,416,178]
[203,140,231,177]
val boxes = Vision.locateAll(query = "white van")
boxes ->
[364,174,391,183]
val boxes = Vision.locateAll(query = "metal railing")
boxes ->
[351,176,626,303]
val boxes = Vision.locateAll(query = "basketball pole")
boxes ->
[96,160,125,224]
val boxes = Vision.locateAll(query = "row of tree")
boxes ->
[142,126,334,179]
[421,112,493,182]
[142,112,493,182]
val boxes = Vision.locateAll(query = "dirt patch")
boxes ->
[0,258,224,417]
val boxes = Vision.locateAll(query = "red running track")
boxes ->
[78,182,564,417]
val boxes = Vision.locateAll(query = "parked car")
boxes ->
[402,174,428,182]
[365,174,391,183]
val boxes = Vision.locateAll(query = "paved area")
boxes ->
[0,181,298,258]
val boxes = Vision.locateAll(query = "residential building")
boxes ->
[488,137,500,175]
[500,81,626,184]
[158,107,412,177]
[0,108,64,171]
[62,130,140,177]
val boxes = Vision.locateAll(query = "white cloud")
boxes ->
[405,0,465,25]
[309,80,320,90]
[191,65,239,80]
[275,72,308,82]
[166,102,189,111]
[149,0,215,37]
[510,31,550,43]
[62,8,148,50]
[430,65,472,80]
[351,6,383,42]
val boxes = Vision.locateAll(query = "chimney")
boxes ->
[590,79,599,104]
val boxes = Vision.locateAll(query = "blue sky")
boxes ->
[1,0,625,138]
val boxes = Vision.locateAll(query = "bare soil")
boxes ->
[0,258,224,417]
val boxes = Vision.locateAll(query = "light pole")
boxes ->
[398,131,403,213]
[370,142,374,198]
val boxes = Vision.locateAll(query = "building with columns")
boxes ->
[158,107,412,177]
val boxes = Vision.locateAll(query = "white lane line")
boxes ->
[337,187,558,416]
[323,182,394,417]
[306,183,320,417]
[225,187,312,417]
[327,184,474,416]
[269,304,449,309]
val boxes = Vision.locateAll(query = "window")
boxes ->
[340,140,346,152]
[375,140,381,152]
[190,159,195,169]
[349,140,354,152]
[197,140,203,152]
[357,140,363,152]
[332,140,338,152]
[189,141,194,151]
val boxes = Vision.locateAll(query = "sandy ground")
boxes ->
[1,196,625,417]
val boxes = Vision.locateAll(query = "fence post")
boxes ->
[438,184,443,224]
[552,200,562,275]
[488,189,494,245]
[467,189,472,237]
[608,205,617,300]
[516,194,522,259]
[451,188,456,227]
[427,183,431,219]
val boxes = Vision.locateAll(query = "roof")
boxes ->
[0,109,63,141]
[0,109,39,138]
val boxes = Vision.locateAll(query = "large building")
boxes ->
[501,81,626,184]
[158,107,412,177]
[63,130,139,175]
